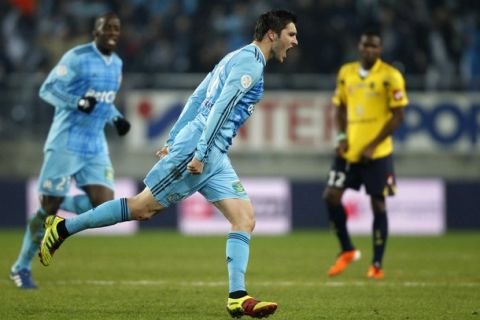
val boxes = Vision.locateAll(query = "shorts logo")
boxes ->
[240,75,252,89]
[167,193,184,204]
[105,167,114,181]
[232,181,245,194]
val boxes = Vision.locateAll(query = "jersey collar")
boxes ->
[358,59,382,79]
[91,42,113,65]
[251,43,266,66]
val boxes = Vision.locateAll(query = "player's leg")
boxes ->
[323,156,361,277]
[363,155,396,279]
[11,195,63,288]
[10,150,75,288]
[368,195,387,279]
[39,187,164,266]
[200,150,277,318]
[215,198,277,319]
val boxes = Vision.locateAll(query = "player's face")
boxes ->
[95,16,121,55]
[358,35,382,67]
[271,22,298,63]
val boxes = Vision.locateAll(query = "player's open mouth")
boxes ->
[107,38,117,46]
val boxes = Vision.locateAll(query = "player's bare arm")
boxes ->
[361,107,404,162]
[155,146,169,159]
[335,103,349,157]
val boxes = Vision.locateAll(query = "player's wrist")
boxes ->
[335,132,347,143]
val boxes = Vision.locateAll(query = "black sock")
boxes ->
[372,210,388,267]
[56,220,70,239]
[229,290,248,299]
[327,204,354,252]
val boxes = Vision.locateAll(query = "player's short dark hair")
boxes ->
[253,10,297,41]
[361,29,382,41]
[94,12,120,30]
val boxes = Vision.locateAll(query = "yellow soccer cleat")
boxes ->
[327,249,361,277]
[227,295,278,318]
[39,215,65,266]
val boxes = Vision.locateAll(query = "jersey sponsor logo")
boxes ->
[393,89,404,101]
[247,104,255,115]
[241,75,252,89]
[85,89,117,104]
[56,65,68,76]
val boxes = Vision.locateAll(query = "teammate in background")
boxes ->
[323,30,408,279]
[39,10,297,318]
[10,13,130,289]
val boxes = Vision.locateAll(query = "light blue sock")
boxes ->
[65,198,131,235]
[12,209,48,272]
[226,232,251,293]
[60,195,92,214]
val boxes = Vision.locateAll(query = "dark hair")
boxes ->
[253,10,297,41]
[361,29,382,40]
[94,12,119,30]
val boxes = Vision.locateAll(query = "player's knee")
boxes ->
[236,209,256,232]
[323,188,342,207]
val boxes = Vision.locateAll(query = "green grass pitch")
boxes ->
[1,230,479,319]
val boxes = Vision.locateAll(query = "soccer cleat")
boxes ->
[367,265,385,279]
[327,249,361,277]
[227,295,278,318]
[10,269,37,289]
[39,215,65,266]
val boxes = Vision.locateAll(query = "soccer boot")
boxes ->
[39,215,65,266]
[227,295,278,318]
[327,249,361,277]
[10,269,37,289]
[367,265,385,279]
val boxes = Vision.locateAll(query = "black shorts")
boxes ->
[326,155,396,196]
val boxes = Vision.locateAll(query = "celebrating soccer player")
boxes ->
[39,9,298,318]
[323,30,408,279]
[10,13,130,289]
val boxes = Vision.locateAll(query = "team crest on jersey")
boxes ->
[232,181,245,194]
[393,89,403,101]
[56,65,68,76]
[240,75,252,89]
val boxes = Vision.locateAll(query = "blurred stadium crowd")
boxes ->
[1,0,479,90]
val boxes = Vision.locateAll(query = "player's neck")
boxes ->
[252,40,270,61]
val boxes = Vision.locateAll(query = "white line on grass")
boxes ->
[24,280,480,288]
[1,279,478,287]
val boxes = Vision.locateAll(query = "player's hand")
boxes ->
[155,146,169,160]
[113,117,131,136]
[336,140,348,157]
[187,157,204,175]
[360,144,375,164]
[77,96,97,114]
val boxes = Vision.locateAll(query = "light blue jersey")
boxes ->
[166,43,265,162]
[39,42,123,157]
[145,43,266,206]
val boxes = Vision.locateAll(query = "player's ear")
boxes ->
[267,30,276,42]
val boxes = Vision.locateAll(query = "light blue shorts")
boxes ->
[144,121,249,207]
[37,150,114,196]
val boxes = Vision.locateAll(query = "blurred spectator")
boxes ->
[0,0,474,90]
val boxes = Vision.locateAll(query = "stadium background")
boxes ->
[0,0,479,233]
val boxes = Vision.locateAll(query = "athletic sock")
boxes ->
[327,203,355,252]
[372,210,388,267]
[11,208,48,272]
[64,198,131,236]
[60,195,92,214]
[226,232,251,294]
